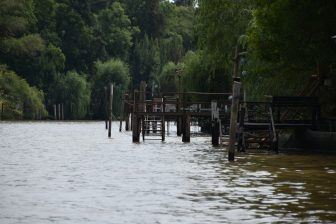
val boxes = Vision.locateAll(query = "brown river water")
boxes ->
[0,121,335,223]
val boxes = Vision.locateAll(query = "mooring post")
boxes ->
[61,103,64,120]
[53,104,56,120]
[132,114,140,142]
[108,83,114,138]
[211,101,220,146]
[0,102,3,120]
[228,81,241,161]
[162,97,166,141]
[182,114,190,142]
[176,97,182,136]
[57,104,61,120]
[119,93,124,132]
[104,86,108,130]
[132,89,139,142]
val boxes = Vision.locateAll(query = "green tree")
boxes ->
[91,59,130,118]
[246,0,336,115]
[0,65,47,119]
[52,71,91,119]
[96,2,135,60]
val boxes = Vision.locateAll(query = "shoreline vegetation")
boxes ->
[0,0,335,121]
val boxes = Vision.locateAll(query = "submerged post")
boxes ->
[228,81,241,161]
[108,83,114,138]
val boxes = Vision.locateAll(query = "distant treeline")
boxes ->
[1,0,335,120]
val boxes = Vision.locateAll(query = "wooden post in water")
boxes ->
[124,94,130,131]
[176,97,182,136]
[119,93,124,132]
[104,86,108,130]
[61,103,64,120]
[162,97,166,141]
[182,114,190,142]
[0,102,3,120]
[108,83,114,138]
[53,104,57,120]
[57,104,61,120]
[132,89,140,142]
[211,101,220,146]
[228,81,241,161]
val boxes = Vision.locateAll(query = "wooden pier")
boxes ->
[115,81,321,161]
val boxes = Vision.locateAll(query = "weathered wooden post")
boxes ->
[182,114,190,142]
[176,97,182,136]
[132,89,140,142]
[228,81,241,161]
[211,101,220,146]
[104,86,108,130]
[57,104,61,120]
[119,93,124,132]
[61,103,64,120]
[53,104,57,120]
[108,83,114,138]
[0,102,4,120]
[162,97,166,141]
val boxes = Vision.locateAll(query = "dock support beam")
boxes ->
[228,81,241,161]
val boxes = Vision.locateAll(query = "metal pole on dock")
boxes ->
[228,81,241,161]
[108,83,114,138]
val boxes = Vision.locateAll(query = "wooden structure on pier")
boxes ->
[119,81,321,156]
[238,96,320,152]
[121,82,232,144]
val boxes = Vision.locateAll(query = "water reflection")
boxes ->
[0,121,335,223]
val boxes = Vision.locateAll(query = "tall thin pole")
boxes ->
[104,86,108,130]
[108,83,114,138]
[228,81,241,161]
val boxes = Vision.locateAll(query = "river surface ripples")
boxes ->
[0,121,336,223]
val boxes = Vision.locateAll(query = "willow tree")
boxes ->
[247,0,336,114]
[196,0,254,92]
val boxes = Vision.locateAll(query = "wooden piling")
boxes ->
[125,113,130,131]
[108,83,113,138]
[211,101,220,146]
[61,103,64,120]
[53,104,57,120]
[119,94,124,132]
[228,81,241,161]
[0,102,3,120]
[57,104,61,120]
[182,114,190,142]
[176,97,182,136]
[105,86,108,130]
[162,97,166,141]
[132,114,140,143]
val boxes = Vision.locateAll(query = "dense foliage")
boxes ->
[0,0,335,119]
